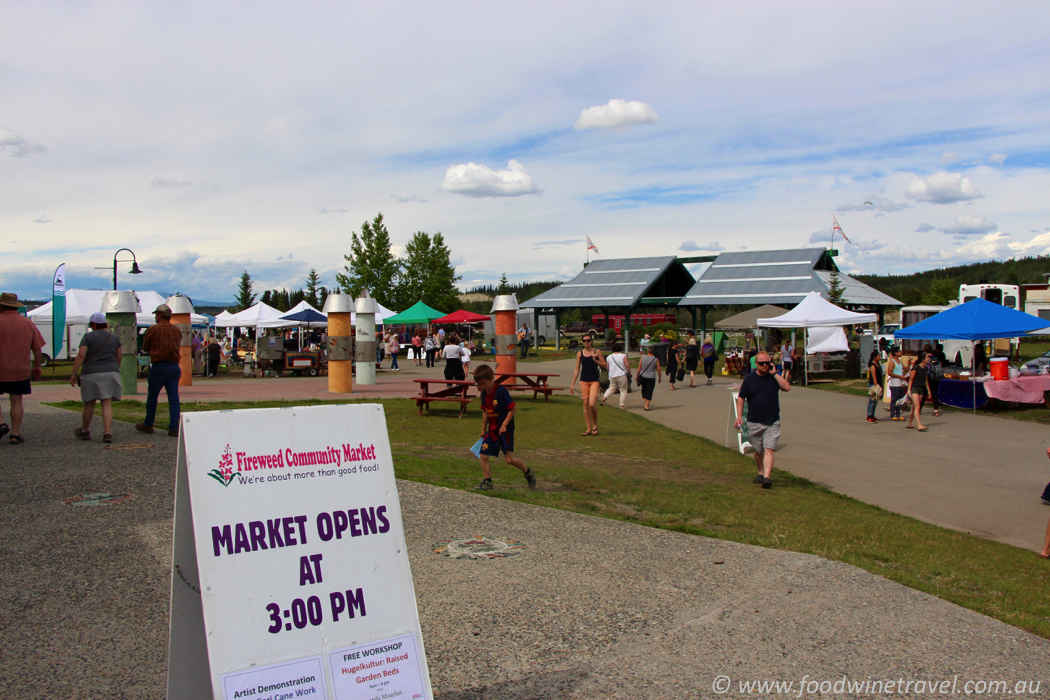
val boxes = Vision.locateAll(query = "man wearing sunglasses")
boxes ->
[735,350,791,489]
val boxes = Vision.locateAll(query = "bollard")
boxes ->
[491,294,519,384]
[354,289,380,386]
[167,295,195,387]
[323,293,353,393]
[102,290,140,396]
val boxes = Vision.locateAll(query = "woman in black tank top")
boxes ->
[906,354,931,431]
[570,336,607,436]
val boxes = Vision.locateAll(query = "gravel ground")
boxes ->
[1,402,1048,699]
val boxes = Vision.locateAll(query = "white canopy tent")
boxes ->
[757,292,876,384]
[257,300,325,329]
[213,301,283,328]
[28,289,209,326]
[805,326,849,353]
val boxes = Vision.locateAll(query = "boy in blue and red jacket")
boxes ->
[472,364,536,491]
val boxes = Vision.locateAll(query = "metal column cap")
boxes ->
[323,293,354,313]
[101,290,139,314]
[491,294,519,312]
[354,289,381,314]
[166,295,195,314]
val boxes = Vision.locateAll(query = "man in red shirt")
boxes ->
[136,303,183,437]
[0,292,45,444]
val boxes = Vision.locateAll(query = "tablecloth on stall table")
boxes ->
[981,375,1050,404]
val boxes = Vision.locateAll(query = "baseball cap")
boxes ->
[90,312,106,324]
[154,303,171,313]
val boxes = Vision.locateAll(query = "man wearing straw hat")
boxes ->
[0,292,45,444]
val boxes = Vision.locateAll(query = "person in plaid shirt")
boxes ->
[0,292,45,444]
[136,303,183,437]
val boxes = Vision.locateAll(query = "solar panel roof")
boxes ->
[520,256,690,309]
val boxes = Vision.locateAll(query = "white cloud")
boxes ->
[678,240,724,252]
[0,127,46,157]
[391,192,426,203]
[441,159,539,198]
[808,228,833,244]
[988,153,1008,165]
[533,239,584,249]
[33,215,52,224]
[573,99,659,131]
[940,152,959,165]
[942,214,998,236]
[836,195,910,213]
[915,223,936,232]
[904,172,983,204]
[151,176,193,188]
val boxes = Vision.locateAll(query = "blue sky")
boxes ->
[3,2,1050,302]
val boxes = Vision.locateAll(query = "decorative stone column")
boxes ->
[102,290,139,396]
[354,289,380,386]
[491,294,519,384]
[167,295,195,387]
[323,293,353,393]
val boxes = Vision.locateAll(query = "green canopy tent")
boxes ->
[382,301,446,325]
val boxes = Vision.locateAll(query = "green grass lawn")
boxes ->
[48,395,1050,639]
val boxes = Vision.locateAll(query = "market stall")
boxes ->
[757,292,875,385]
[895,298,1050,412]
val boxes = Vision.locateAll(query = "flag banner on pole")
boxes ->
[52,263,66,358]
[832,216,850,244]
[586,236,599,255]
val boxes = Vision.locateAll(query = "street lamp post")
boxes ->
[108,248,142,290]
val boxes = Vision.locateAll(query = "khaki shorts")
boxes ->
[748,420,781,453]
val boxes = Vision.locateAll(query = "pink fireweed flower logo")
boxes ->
[208,445,238,487]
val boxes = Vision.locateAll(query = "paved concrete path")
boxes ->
[2,402,1048,699]
[535,357,1050,553]
[27,356,1050,551]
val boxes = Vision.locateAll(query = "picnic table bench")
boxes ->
[413,379,476,418]
[494,372,562,402]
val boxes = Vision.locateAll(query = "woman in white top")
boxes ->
[442,333,465,383]
[599,343,631,409]
[781,341,794,384]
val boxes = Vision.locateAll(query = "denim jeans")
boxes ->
[144,361,181,429]
[867,393,879,418]
[390,352,399,370]
[889,384,905,419]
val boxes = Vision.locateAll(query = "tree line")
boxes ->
[232,213,462,314]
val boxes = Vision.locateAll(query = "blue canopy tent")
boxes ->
[895,298,1050,411]
[267,308,328,327]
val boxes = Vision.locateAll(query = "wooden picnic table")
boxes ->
[412,378,476,418]
[494,372,562,402]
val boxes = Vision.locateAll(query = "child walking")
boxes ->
[472,364,536,491]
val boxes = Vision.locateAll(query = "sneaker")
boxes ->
[102,433,113,443]
[866,417,877,423]
[752,474,764,484]
[135,423,154,434]
[74,427,91,440]
[524,468,537,490]
[761,477,773,489]
[168,428,179,438]
[474,479,493,491]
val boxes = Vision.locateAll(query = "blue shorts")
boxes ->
[480,431,514,456]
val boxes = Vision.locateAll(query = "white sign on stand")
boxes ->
[166,404,432,700]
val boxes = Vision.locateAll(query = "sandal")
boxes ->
[0,423,7,440]
[591,428,599,436]
[917,427,928,432]
[582,430,592,436]
[74,427,91,440]
[933,410,940,417]
[9,435,24,444]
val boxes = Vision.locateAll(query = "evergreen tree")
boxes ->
[319,286,330,309]
[260,290,272,306]
[497,273,510,294]
[290,288,306,307]
[236,271,256,311]
[335,213,401,308]
[304,269,322,309]
[826,270,846,306]
[395,231,462,312]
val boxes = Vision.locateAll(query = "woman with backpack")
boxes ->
[701,335,717,385]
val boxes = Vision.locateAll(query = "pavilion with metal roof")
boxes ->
[679,247,901,328]
[520,256,696,348]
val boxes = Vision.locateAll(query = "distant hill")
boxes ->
[854,255,1050,306]
[459,280,563,314]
